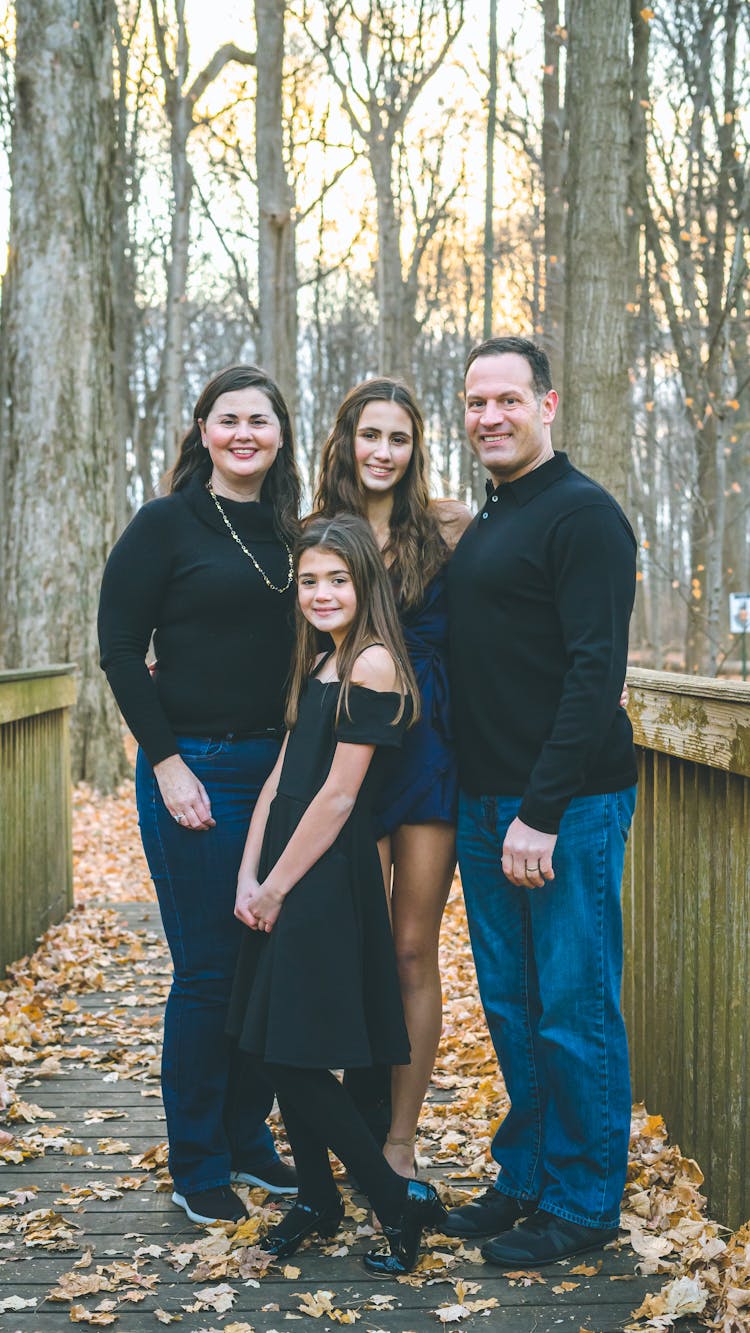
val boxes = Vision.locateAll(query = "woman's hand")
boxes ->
[153,754,215,831]
[234,873,285,932]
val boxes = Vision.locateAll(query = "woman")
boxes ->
[314,379,472,1178]
[98,365,302,1225]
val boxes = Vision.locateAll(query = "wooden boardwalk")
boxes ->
[0,902,699,1333]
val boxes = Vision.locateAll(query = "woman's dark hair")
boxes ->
[169,365,301,543]
[313,378,447,610]
[285,513,420,730]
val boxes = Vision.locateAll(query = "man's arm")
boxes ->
[503,502,636,887]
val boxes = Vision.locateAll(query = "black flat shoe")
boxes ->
[259,1195,345,1259]
[480,1209,619,1267]
[443,1185,538,1238]
[363,1180,448,1276]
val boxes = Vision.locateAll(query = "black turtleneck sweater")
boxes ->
[98,474,295,766]
[447,452,637,833]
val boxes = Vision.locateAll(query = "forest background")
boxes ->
[0,0,748,792]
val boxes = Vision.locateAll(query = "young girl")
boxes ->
[226,514,448,1275]
[314,380,472,1177]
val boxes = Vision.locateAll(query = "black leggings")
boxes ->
[266,1063,407,1226]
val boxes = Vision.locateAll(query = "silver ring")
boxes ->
[174,812,186,824]
[525,861,541,871]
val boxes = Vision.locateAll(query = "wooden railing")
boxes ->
[624,667,750,1230]
[0,666,77,975]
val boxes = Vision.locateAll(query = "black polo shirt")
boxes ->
[447,452,637,833]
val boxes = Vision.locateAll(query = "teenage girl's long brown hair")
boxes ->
[285,514,420,730]
[313,379,447,610]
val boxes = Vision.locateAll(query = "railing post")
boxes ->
[0,665,77,974]
[624,667,750,1229]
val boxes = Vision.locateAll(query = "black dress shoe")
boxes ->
[481,1209,619,1267]
[259,1195,344,1259]
[443,1186,538,1238]
[363,1180,448,1276]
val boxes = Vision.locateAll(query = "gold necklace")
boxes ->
[206,481,294,593]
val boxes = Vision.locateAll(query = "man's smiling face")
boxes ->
[464,352,558,485]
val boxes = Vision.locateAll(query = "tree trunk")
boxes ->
[0,0,129,791]
[483,0,498,340]
[564,0,630,507]
[370,134,408,378]
[541,0,566,436]
[255,0,298,421]
[162,94,193,467]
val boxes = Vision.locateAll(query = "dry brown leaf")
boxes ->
[69,1305,118,1326]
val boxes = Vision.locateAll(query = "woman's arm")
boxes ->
[99,502,216,830]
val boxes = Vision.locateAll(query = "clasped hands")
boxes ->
[234,873,285,933]
[502,817,557,888]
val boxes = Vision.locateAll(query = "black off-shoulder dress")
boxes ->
[227,672,411,1071]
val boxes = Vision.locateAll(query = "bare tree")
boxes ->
[541,0,566,430]
[564,0,631,507]
[0,0,129,790]
[255,0,298,417]
[483,0,498,340]
[149,0,255,463]
[644,0,747,672]
[308,0,465,380]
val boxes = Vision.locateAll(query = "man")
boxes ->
[445,336,637,1266]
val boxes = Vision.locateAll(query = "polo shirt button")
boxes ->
[491,495,498,502]
[481,512,488,519]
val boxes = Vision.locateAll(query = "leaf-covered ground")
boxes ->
[0,777,747,1330]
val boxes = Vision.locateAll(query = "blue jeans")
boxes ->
[457,787,636,1228]
[136,735,282,1194]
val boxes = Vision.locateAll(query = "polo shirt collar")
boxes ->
[485,451,571,507]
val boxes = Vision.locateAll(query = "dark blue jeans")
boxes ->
[136,735,282,1195]
[457,787,637,1228]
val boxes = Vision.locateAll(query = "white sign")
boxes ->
[729,593,750,634]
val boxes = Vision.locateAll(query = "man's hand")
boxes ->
[502,817,557,888]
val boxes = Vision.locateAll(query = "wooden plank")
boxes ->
[0,900,703,1333]
[627,667,750,775]
[0,668,77,725]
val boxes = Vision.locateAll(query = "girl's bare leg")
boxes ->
[383,821,456,1178]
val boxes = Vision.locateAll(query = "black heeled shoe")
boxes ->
[259,1195,344,1260]
[363,1180,448,1276]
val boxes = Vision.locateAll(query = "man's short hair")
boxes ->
[464,336,553,398]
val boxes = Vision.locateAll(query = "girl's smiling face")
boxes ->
[297,547,358,646]
[353,401,414,494]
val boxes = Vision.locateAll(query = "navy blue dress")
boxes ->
[374,569,458,838]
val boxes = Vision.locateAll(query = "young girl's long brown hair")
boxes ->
[313,379,447,610]
[285,515,420,730]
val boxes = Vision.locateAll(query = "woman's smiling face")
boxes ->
[199,387,282,498]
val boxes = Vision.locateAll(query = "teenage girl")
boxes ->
[226,514,448,1275]
[314,380,472,1176]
